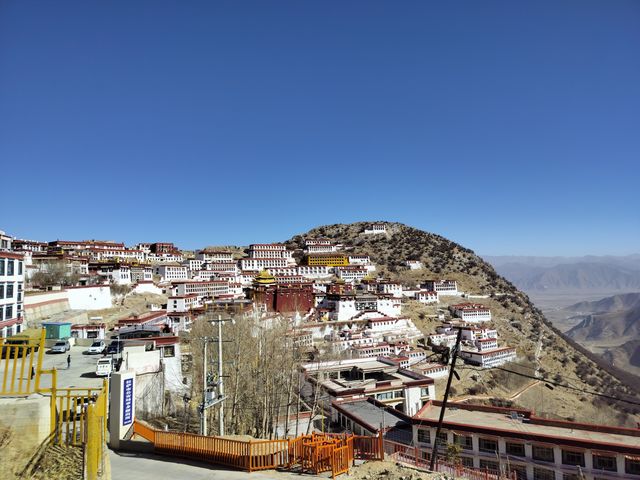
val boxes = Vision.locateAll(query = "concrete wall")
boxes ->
[24,291,70,322]
[123,348,161,375]
[135,371,165,419]
[0,394,51,479]
[132,283,163,295]
[66,286,112,310]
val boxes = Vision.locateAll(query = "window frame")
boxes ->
[478,437,498,453]
[561,449,585,467]
[505,441,526,458]
[532,444,555,463]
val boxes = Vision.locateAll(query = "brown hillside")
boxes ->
[286,221,640,426]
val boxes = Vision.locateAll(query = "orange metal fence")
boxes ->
[384,439,517,480]
[132,421,383,478]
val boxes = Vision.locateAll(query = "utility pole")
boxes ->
[217,315,225,436]
[429,327,462,472]
[199,314,233,437]
[201,337,208,436]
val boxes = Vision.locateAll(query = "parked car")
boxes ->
[87,340,106,355]
[95,358,113,377]
[61,394,98,421]
[50,339,71,354]
[1,329,42,358]
[106,340,124,355]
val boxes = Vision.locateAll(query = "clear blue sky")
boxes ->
[1,1,638,256]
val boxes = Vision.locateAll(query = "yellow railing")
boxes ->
[0,328,45,396]
[2,327,109,479]
[84,380,108,480]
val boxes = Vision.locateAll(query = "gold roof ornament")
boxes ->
[254,269,276,285]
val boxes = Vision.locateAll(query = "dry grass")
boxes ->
[287,222,640,426]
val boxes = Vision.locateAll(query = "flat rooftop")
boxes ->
[335,398,408,431]
[416,404,640,450]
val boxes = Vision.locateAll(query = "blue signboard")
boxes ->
[122,378,133,426]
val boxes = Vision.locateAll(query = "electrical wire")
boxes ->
[457,365,640,407]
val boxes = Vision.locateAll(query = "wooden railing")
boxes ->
[131,421,383,478]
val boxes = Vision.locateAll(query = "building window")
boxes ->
[0,260,4,275]
[420,387,431,397]
[478,437,498,453]
[509,465,527,480]
[6,284,13,298]
[6,306,12,319]
[436,431,448,445]
[460,456,474,468]
[479,459,499,471]
[562,449,585,467]
[162,346,175,358]
[0,284,4,299]
[533,467,555,480]
[417,429,430,444]
[593,454,617,472]
[626,457,640,476]
[7,260,14,275]
[18,261,23,275]
[506,442,526,457]
[376,391,394,401]
[454,434,473,451]
[532,445,555,463]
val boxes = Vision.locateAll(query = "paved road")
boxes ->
[38,345,107,390]
[0,345,107,390]
[109,450,308,480]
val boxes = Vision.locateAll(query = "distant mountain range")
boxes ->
[564,293,640,379]
[483,255,640,292]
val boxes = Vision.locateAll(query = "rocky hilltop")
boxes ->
[286,222,640,426]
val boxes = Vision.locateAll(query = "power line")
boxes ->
[457,365,640,407]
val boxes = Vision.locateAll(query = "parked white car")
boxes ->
[95,358,113,377]
[87,341,106,355]
[50,339,71,354]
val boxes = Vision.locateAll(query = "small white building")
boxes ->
[167,294,200,313]
[248,244,295,264]
[421,279,460,296]
[428,333,458,349]
[415,290,439,304]
[87,247,146,263]
[347,255,371,266]
[459,347,516,368]
[475,337,499,351]
[154,265,189,282]
[171,280,229,299]
[405,260,423,270]
[306,244,338,254]
[71,323,106,340]
[460,326,497,342]
[450,303,492,323]
[297,265,331,279]
[377,282,402,298]
[195,250,234,263]
[0,252,25,337]
[364,223,387,235]
[410,361,449,379]
[335,266,368,284]
[239,257,289,271]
